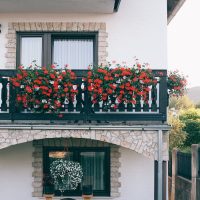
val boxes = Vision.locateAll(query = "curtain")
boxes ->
[53,39,93,69]
[80,152,104,190]
[21,37,42,67]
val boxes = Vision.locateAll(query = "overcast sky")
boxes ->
[168,0,200,88]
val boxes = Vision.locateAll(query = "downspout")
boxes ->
[158,129,163,200]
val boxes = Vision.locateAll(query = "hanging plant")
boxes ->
[167,70,187,97]
[50,159,83,193]
[11,65,78,115]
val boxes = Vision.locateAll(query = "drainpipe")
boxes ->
[157,129,163,200]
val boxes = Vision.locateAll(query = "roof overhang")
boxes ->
[0,0,121,14]
[167,0,186,24]
[0,0,185,22]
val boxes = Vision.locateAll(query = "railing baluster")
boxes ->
[75,79,83,112]
[1,78,8,111]
[159,73,168,121]
[151,84,157,112]
[148,85,152,111]
[127,102,133,112]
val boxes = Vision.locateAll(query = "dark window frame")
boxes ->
[16,32,98,76]
[43,146,111,197]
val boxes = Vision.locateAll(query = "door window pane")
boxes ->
[53,39,93,69]
[21,37,42,67]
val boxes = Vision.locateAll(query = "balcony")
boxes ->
[0,69,168,123]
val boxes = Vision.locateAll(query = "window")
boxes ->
[53,38,93,69]
[43,147,110,196]
[21,37,42,67]
[17,32,98,70]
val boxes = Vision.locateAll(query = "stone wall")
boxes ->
[0,128,168,160]
[5,22,108,68]
[32,138,121,198]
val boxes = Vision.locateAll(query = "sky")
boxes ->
[168,0,200,88]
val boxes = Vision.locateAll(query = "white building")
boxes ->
[0,0,184,200]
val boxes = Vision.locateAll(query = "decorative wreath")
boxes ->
[50,159,83,190]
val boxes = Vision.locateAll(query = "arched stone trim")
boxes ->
[5,22,108,68]
[0,128,165,159]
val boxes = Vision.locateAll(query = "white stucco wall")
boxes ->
[0,142,34,200]
[0,143,154,200]
[118,147,154,200]
[0,0,167,69]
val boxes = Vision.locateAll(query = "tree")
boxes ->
[179,108,200,146]
[179,108,200,121]
[183,119,200,146]
[169,95,194,110]
[168,113,186,151]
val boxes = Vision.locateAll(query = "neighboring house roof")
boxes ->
[167,0,186,23]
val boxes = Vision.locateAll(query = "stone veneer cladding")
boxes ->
[5,22,108,68]
[32,138,121,198]
[0,128,168,160]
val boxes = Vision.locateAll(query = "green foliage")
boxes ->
[178,108,200,147]
[182,119,200,146]
[168,113,186,151]
[168,93,200,149]
[179,108,200,121]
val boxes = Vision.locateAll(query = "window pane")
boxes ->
[53,39,93,69]
[21,37,42,67]
[80,152,105,190]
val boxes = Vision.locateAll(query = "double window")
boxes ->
[43,147,110,196]
[17,32,98,71]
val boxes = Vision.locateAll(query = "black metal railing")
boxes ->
[177,151,191,180]
[0,69,168,122]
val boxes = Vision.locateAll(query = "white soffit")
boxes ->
[0,0,116,13]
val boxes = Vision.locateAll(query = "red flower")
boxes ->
[88,86,93,91]
[16,95,22,102]
[25,86,32,93]
[12,81,20,87]
[17,74,23,80]
[34,79,42,85]
[43,104,49,109]
[64,88,69,92]
[50,74,56,79]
